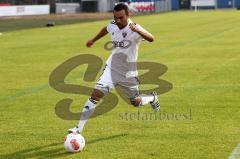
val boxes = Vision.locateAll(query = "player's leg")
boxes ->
[68,88,105,133]
[131,92,160,112]
[68,65,114,133]
[120,77,160,112]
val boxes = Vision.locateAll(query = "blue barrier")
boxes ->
[217,0,233,8]
[171,0,179,10]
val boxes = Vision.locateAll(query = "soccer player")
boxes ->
[68,3,160,134]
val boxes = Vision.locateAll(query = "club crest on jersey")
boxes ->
[122,32,127,38]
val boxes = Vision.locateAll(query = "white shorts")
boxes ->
[95,65,140,99]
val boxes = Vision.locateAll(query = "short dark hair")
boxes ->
[114,3,129,16]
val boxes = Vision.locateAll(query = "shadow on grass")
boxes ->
[0,133,128,159]
[0,12,162,33]
[0,18,108,33]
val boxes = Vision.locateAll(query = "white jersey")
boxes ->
[106,19,146,78]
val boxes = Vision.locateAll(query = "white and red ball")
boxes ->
[64,133,85,152]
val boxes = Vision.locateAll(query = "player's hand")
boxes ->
[129,23,140,33]
[86,39,95,48]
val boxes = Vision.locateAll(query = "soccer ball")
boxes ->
[64,133,85,152]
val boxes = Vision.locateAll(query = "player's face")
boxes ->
[113,10,129,29]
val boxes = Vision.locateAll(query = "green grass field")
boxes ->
[0,10,240,159]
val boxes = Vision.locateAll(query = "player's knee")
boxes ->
[130,96,141,107]
[91,89,105,101]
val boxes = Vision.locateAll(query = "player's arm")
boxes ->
[129,24,155,42]
[86,26,108,47]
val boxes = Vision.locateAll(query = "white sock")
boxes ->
[77,97,97,132]
[139,94,154,105]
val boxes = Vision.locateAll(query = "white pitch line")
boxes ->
[228,143,240,159]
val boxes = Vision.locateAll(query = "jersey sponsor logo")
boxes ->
[112,40,131,48]
[104,40,132,50]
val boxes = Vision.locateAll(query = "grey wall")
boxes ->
[98,0,118,12]
[155,0,172,12]
[56,3,80,14]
